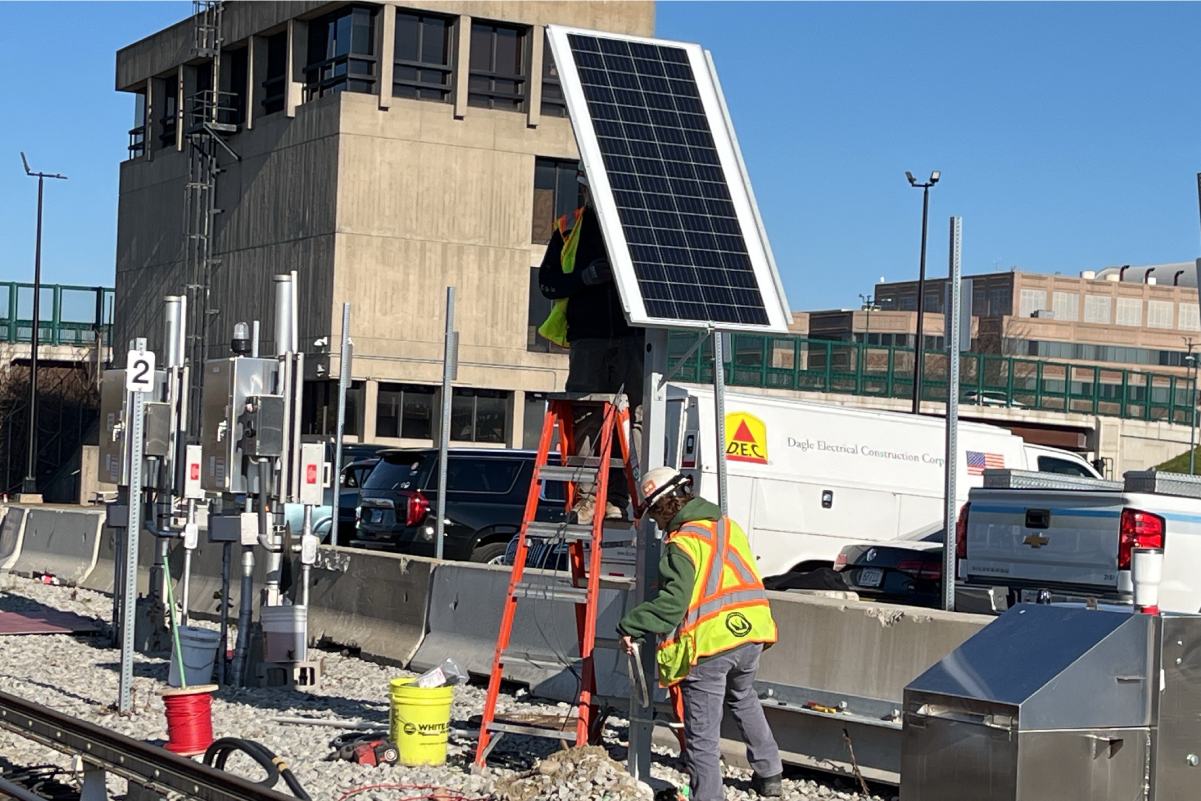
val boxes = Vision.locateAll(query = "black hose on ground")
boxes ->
[202,737,312,801]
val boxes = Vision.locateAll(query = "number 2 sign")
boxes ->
[125,350,156,393]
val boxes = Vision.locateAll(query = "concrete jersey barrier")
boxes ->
[6,506,104,585]
[0,506,27,571]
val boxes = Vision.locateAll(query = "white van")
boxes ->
[663,383,1100,577]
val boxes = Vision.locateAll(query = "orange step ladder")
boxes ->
[474,392,640,766]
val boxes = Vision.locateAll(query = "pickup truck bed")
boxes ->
[959,469,1201,613]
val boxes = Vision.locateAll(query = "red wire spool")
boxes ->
[162,684,218,756]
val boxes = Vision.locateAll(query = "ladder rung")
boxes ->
[485,720,576,740]
[538,464,599,483]
[502,649,583,669]
[524,521,594,541]
[513,582,589,604]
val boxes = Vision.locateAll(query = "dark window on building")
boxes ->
[924,292,942,313]
[527,267,569,354]
[301,379,362,437]
[540,33,567,118]
[532,157,582,244]
[393,10,453,102]
[898,296,917,311]
[468,21,528,111]
[223,46,248,125]
[306,6,378,100]
[129,90,147,159]
[262,32,288,114]
[159,75,178,147]
[451,388,509,443]
[377,383,435,440]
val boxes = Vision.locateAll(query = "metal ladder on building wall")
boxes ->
[474,392,640,766]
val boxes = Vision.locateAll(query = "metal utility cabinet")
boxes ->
[901,604,1201,801]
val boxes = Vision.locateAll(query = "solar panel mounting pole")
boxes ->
[713,330,729,515]
[629,328,667,781]
[942,217,963,613]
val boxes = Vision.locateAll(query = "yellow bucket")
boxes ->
[389,678,454,766]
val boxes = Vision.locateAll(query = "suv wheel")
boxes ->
[469,542,509,565]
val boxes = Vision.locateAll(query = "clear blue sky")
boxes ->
[2,2,1200,313]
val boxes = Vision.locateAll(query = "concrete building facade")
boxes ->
[810,264,1201,376]
[115,1,655,448]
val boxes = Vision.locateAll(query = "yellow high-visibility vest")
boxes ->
[537,207,585,348]
[657,516,777,687]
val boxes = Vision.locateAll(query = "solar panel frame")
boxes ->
[546,25,792,334]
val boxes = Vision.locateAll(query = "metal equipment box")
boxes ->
[98,368,167,486]
[200,357,279,494]
[902,605,1155,801]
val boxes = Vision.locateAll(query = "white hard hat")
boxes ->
[640,466,691,513]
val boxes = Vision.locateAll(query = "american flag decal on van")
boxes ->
[966,450,1005,476]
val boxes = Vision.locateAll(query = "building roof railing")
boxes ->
[667,331,1196,425]
[0,282,114,348]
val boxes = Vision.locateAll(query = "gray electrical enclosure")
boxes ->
[200,357,279,494]
[99,368,168,485]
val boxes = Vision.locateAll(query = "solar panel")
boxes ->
[546,27,791,333]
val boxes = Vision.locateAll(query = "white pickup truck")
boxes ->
[957,469,1201,614]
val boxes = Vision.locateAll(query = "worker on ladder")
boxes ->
[537,167,644,525]
[617,467,783,801]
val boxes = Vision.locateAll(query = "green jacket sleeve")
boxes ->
[615,542,696,640]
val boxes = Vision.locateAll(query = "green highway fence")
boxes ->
[0,283,114,348]
[667,331,1197,426]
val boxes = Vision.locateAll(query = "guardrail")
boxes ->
[0,689,296,801]
[668,331,1197,424]
[0,282,114,347]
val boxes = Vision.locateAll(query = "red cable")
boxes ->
[163,691,215,756]
[336,783,491,801]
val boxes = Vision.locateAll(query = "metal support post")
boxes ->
[119,362,147,713]
[435,287,456,561]
[942,217,963,613]
[331,303,351,545]
[629,328,667,781]
[713,330,729,515]
[300,504,313,607]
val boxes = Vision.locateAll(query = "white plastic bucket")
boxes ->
[261,604,307,663]
[168,625,221,688]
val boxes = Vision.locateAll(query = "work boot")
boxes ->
[604,501,627,520]
[570,496,597,526]
[750,773,783,798]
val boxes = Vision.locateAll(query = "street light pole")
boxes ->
[906,170,940,414]
[20,153,67,496]
[1186,339,1197,474]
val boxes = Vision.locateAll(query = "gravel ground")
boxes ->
[0,574,892,801]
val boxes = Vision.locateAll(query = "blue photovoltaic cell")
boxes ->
[567,33,769,326]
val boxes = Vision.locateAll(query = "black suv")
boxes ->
[350,448,564,563]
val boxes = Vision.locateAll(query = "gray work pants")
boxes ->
[564,335,643,508]
[680,643,783,801]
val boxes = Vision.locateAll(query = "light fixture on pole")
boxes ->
[19,153,68,496]
[906,170,940,414]
[859,293,880,343]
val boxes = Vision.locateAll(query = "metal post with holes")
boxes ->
[435,287,456,561]
[629,328,667,781]
[119,342,149,713]
[942,217,963,613]
[713,330,729,515]
[331,303,351,543]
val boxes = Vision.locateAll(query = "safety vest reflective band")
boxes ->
[537,208,586,348]
[657,516,777,687]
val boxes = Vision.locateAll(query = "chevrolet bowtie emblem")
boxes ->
[1023,532,1050,548]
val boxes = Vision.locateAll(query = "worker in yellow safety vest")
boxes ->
[618,466,782,801]
[537,168,644,524]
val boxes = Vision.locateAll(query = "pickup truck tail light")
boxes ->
[954,503,970,578]
[1119,509,1165,570]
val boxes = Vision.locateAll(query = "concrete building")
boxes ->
[810,264,1201,376]
[115,1,655,449]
